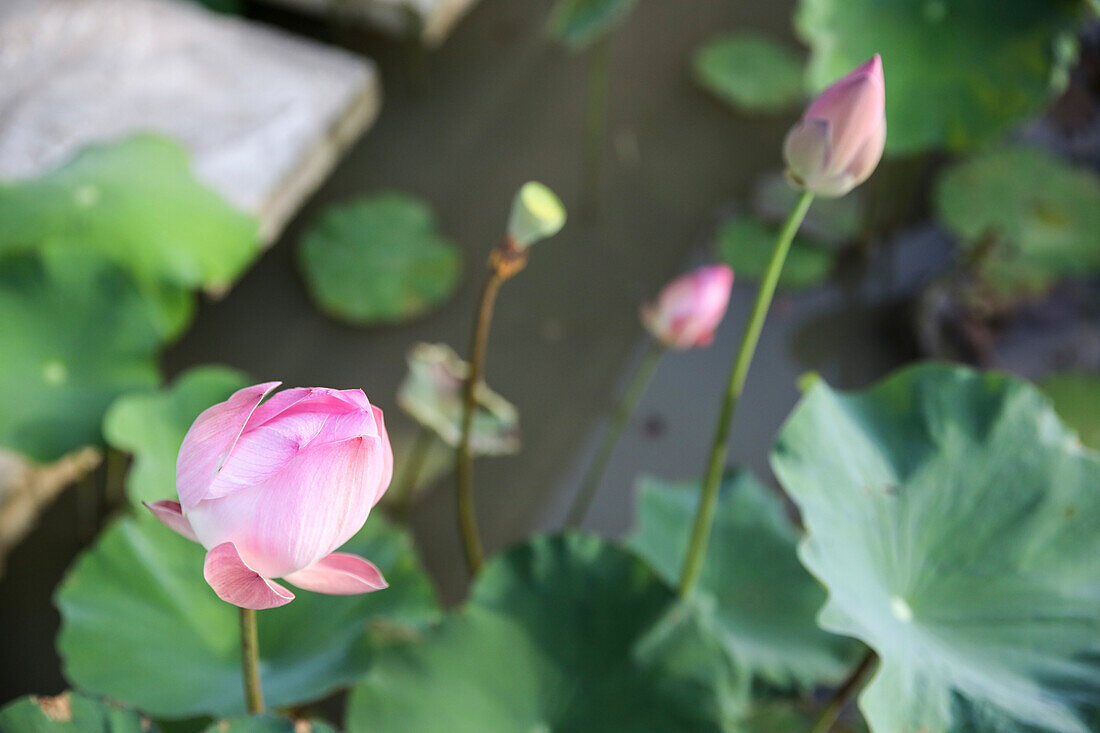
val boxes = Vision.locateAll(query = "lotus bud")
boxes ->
[507,182,566,248]
[145,383,393,610]
[641,265,734,350]
[784,55,886,198]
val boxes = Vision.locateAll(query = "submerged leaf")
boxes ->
[694,33,805,113]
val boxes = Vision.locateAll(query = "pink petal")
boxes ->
[176,382,280,509]
[143,500,199,543]
[370,406,393,507]
[186,434,388,578]
[283,552,388,595]
[203,542,295,610]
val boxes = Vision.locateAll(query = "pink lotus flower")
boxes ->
[784,55,886,198]
[641,265,734,349]
[145,383,393,610]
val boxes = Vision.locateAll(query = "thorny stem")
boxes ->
[678,190,815,596]
[565,340,664,527]
[809,650,876,733]
[239,607,264,714]
[456,241,528,575]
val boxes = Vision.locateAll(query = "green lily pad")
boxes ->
[716,215,834,291]
[103,366,250,507]
[56,512,441,719]
[202,716,335,733]
[347,533,726,732]
[0,246,162,462]
[795,0,1088,154]
[0,136,260,337]
[0,692,157,732]
[771,364,1100,732]
[752,172,864,248]
[1040,372,1100,451]
[397,342,520,455]
[297,193,462,326]
[628,472,858,704]
[694,33,805,113]
[935,146,1100,287]
[547,0,639,48]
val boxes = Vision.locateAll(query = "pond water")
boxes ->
[0,0,923,701]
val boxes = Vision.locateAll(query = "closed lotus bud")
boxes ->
[641,265,734,349]
[507,181,566,247]
[145,383,393,610]
[784,55,886,198]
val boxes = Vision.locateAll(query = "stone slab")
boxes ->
[0,0,382,242]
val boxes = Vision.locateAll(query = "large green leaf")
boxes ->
[796,0,1088,154]
[771,364,1100,732]
[547,0,639,48]
[935,146,1100,288]
[0,246,162,461]
[627,472,858,704]
[56,512,441,719]
[298,193,462,326]
[103,366,250,506]
[202,716,335,733]
[0,136,260,337]
[1040,372,1100,451]
[347,533,725,732]
[694,33,805,113]
[0,693,158,732]
[716,215,833,291]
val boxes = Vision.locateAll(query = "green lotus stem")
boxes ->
[239,607,264,714]
[566,340,664,527]
[810,650,876,733]
[390,426,435,519]
[678,190,815,596]
[581,35,611,213]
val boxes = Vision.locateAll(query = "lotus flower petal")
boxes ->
[284,552,388,595]
[203,542,294,610]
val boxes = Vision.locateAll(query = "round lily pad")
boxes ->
[297,193,462,326]
[1040,372,1100,451]
[771,364,1100,731]
[715,215,833,292]
[694,33,805,113]
[103,366,250,506]
[0,136,260,337]
[935,146,1100,287]
[0,692,157,732]
[0,246,162,462]
[795,0,1088,154]
[347,533,726,732]
[547,0,639,48]
[627,472,859,704]
[56,512,441,719]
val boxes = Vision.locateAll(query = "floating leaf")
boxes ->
[103,366,250,507]
[347,534,725,732]
[1040,372,1100,451]
[0,136,260,337]
[771,364,1100,731]
[628,472,858,706]
[716,216,833,291]
[396,343,520,455]
[202,715,335,733]
[0,246,162,462]
[752,172,864,247]
[693,33,805,113]
[796,0,1088,154]
[547,0,639,48]
[298,193,462,326]
[935,146,1100,287]
[56,512,440,719]
[0,692,157,732]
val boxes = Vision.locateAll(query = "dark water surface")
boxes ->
[1,0,919,702]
